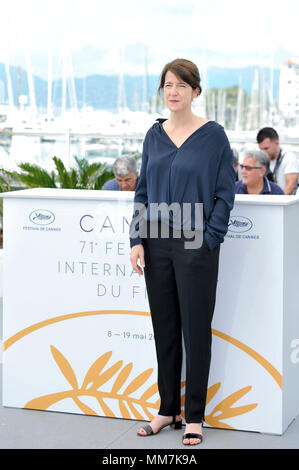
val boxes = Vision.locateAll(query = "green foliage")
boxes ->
[73,156,113,189]
[53,156,74,188]
[1,156,114,191]
[0,171,13,193]
[93,171,113,190]
[0,156,115,236]
[0,169,19,235]
[14,162,57,188]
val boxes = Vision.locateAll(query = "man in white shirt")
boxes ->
[257,127,299,194]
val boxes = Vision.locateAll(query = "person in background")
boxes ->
[235,150,284,195]
[102,155,139,191]
[257,127,299,194]
[232,148,239,181]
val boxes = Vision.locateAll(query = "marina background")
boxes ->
[1,0,299,175]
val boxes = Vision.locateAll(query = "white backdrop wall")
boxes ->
[2,189,299,435]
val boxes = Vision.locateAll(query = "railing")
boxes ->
[0,130,144,171]
[1,129,299,171]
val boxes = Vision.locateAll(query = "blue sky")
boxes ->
[0,0,298,78]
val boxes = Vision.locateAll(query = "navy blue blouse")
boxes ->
[130,119,235,251]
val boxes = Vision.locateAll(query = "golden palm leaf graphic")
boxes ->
[205,382,258,429]
[24,347,258,427]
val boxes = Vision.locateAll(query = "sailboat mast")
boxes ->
[67,47,78,113]
[47,48,53,117]
[4,51,15,110]
[143,45,148,112]
[235,77,243,131]
[25,49,37,117]
[62,45,67,115]
[117,48,126,113]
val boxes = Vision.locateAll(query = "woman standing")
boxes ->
[130,58,235,445]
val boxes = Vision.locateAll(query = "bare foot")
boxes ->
[183,422,203,445]
[137,414,181,435]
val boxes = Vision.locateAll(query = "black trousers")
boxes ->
[143,227,220,423]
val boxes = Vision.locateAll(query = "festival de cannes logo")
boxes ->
[228,216,253,233]
[29,209,55,226]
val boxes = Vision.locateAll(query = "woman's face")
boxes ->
[163,70,198,113]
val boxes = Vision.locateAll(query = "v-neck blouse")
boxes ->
[160,119,211,149]
[130,119,235,251]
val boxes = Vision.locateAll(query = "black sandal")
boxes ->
[137,415,182,436]
[182,421,203,445]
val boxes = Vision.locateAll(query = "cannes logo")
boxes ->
[3,310,282,429]
[29,209,55,226]
[228,216,253,233]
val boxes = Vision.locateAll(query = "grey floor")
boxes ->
[1,301,299,449]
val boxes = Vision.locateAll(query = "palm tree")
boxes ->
[73,157,113,189]
[0,169,18,247]
[11,162,57,188]
[0,156,114,246]
[4,156,114,190]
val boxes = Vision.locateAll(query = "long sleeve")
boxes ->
[204,143,235,250]
[129,120,235,251]
[129,135,149,247]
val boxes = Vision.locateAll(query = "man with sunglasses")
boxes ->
[235,150,284,195]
